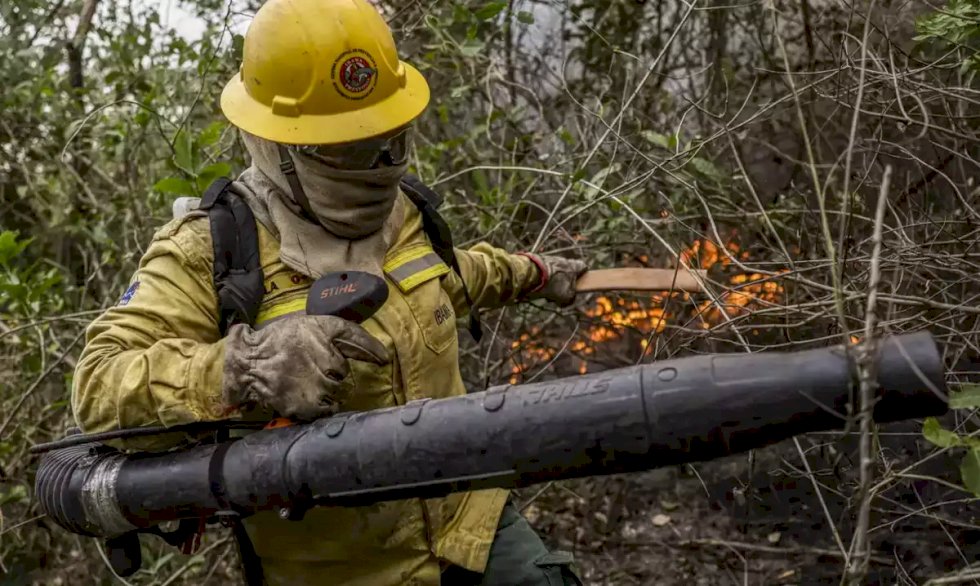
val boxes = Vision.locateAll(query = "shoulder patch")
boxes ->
[118,281,140,306]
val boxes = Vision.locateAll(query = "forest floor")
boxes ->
[524,418,978,586]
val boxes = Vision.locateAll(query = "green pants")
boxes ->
[441,504,583,586]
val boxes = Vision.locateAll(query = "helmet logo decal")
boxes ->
[341,57,374,91]
[332,50,378,100]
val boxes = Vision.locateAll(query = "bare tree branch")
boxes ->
[66,0,100,89]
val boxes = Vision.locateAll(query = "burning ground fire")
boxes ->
[509,237,786,384]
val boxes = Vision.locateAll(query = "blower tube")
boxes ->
[36,332,947,540]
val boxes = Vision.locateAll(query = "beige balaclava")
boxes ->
[233,131,407,278]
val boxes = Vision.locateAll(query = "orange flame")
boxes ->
[508,236,787,383]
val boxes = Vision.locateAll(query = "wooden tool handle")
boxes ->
[575,268,706,293]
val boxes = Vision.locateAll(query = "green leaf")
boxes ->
[583,163,621,199]
[48,399,70,410]
[452,4,471,23]
[641,131,672,149]
[517,10,535,24]
[450,84,471,99]
[195,162,232,191]
[688,156,724,180]
[923,417,962,448]
[475,1,507,20]
[64,119,86,142]
[472,168,489,195]
[960,448,980,497]
[134,108,151,127]
[951,384,980,409]
[558,127,574,145]
[153,177,196,196]
[460,39,485,57]
[173,129,195,173]
[232,34,245,60]
[149,552,176,572]
[0,485,27,506]
[198,121,225,148]
[0,231,32,266]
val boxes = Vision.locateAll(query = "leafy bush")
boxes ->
[924,386,980,496]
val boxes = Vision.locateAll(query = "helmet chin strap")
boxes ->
[277,144,320,225]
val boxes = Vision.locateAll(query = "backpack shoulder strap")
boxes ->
[399,174,482,342]
[400,173,443,209]
[198,178,265,335]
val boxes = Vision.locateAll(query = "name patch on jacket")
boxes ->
[383,244,449,293]
[263,271,311,296]
[254,270,313,329]
[434,303,453,325]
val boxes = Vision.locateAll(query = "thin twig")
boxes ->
[924,568,980,585]
[96,540,136,586]
[844,164,891,584]
[0,310,103,340]
[794,437,848,558]
[158,537,231,586]
[0,514,45,536]
[0,329,86,438]
[615,537,893,565]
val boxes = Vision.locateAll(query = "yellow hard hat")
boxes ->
[220,0,430,145]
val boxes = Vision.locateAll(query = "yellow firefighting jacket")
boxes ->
[71,191,542,586]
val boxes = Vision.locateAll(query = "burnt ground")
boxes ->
[521,418,980,585]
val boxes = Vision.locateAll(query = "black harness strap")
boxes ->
[208,440,264,586]
[199,178,265,335]
[276,145,320,226]
[201,179,266,586]
[399,174,483,342]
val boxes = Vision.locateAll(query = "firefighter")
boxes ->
[71,0,585,584]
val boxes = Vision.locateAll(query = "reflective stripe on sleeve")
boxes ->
[384,246,449,293]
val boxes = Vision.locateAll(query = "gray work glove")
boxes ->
[520,253,589,307]
[222,315,390,420]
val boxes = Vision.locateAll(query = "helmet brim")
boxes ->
[220,62,430,145]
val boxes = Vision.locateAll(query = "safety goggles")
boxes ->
[291,126,411,170]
